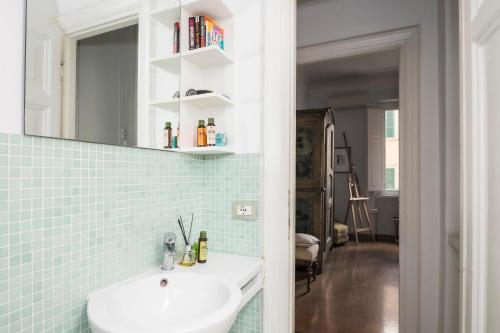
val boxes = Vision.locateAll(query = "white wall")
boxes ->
[0,1,25,134]
[334,109,368,228]
[334,108,399,236]
[298,0,452,332]
[296,76,310,109]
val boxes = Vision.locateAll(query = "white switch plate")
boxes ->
[232,201,258,220]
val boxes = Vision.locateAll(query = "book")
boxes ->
[194,16,200,49]
[210,22,224,50]
[173,22,180,53]
[200,16,206,47]
[189,17,195,50]
[189,15,224,51]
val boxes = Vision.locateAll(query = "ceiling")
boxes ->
[298,49,399,86]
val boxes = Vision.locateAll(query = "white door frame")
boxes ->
[55,0,146,140]
[261,0,296,332]
[295,27,421,333]
[459,0,500,331]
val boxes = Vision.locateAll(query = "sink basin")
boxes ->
[87,272,242,333]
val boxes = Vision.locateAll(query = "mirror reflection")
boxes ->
[24,0,181,150]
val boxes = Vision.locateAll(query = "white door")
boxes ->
[25,0,62,137]
[460,0,500,332]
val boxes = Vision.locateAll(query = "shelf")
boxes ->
[150,93,232,110]
[151,5,181,26]
[150,98,180,111]
[168,146,234,155]
[182,46,233,68]
[182,93,233,108]
[150,54,180,73]
[182,0,233,20]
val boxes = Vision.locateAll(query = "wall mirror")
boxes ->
[24,0,181,150]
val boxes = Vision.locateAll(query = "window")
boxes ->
[385,110,396,138]
[385,110,399,191]
[367,108,400,194]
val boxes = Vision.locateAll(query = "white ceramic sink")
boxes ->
[87,272,242,333]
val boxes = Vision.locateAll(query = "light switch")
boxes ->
[232,201,258,220]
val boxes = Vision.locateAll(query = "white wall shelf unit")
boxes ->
[167,146,234,155]
[182,0,233,20]
[182,93,233,108]
[149,99,180,111]
[145,0,262,155]
[150,55,180,73]
[151,5,181,26]
[182,45,233,68]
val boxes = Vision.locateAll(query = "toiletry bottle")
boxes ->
[198,231,208,263]
[164,122,172,148]
[197,120,207,147]
[207,117,216,146]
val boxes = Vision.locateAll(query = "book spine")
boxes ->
[173,22,180,53]
[189,17,195,50]
[194,16,200,49]
[206,19,212,47]
[200,16,206,47]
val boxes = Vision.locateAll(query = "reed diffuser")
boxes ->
[177,214,195,266]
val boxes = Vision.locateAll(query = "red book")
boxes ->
[173,22,180,53]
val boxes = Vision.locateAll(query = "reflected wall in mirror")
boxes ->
[24,0,181,150]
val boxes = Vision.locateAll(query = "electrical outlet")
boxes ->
[232,201,258,220]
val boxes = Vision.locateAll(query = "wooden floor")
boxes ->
[295,242,399,333]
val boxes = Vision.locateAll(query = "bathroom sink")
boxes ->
[87,272,242,333]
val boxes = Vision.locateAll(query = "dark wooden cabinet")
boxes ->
[296,108,335,273]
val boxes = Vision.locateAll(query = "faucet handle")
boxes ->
[164,232,176,245]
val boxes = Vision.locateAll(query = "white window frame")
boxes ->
[368,107,400,197]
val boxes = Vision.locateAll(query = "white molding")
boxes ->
[261,0,296,332]
[459,0,500,331]
[297,26,421,333]
[57,0,143,36]
[297,27,418,65]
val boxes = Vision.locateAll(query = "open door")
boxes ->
[25,0,63,137]
[460,0,500,331]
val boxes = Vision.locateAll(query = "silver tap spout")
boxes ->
[162,233,176,270]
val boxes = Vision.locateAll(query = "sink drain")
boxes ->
[160,279,168,288]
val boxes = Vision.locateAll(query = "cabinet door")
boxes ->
[296,115,324,189]
[325,124,335,251]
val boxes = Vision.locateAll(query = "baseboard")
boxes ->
[347,233,397,243]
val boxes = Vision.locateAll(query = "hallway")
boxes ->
[295,242,399,333]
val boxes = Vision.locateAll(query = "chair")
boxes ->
[296,243,320,292]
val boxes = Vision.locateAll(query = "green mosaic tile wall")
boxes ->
[0,133,261,333]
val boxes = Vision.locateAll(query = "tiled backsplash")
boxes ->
[0,133,261,333]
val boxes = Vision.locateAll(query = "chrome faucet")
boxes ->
[162,233,176,270]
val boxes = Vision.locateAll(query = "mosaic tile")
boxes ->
[1,134,262,333]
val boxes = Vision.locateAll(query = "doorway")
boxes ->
[293,27,421,332]
[295,49,401,332]
[76,24,139,146]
